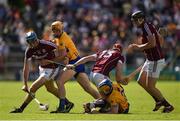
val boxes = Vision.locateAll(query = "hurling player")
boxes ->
[50,21,100,113]
[128,11,174,113]
[10,31,70,113]
[84,79,129,114]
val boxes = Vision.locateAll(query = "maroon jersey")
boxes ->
[25,40,58,68]
[141,22,164,61]
[92,50,124,77]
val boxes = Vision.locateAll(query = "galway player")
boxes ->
[128,11,174,113]
[66,43,129,86]
[10,31,70,113]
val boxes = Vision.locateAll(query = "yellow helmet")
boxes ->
[51,21,64,31]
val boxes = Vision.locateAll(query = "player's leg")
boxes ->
[83,99,107,113]
[44,81,58,98]
[44,67,62,98]
[10,77,47,113]
[44,80,74,112]
[138,60,174,112]
[146,77,174,112]
[77,72,101,99]
[137,71,163,110]
[147,60,174,113]
[138,61,163,103]
[89,72,110,87]
[51,69,76,113]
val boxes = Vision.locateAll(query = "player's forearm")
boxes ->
[138,42,154,50]
[52,56,67,63]
[50,48,68,63]
[23,67,29,85]
[157,33,164,47]
[74,55,95,67]
[74,58,88,67]
[138,35,156,50]
[22,60,29,84]
[115,64,128,85]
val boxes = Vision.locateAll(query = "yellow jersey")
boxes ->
[52,32,79,60]
[106,84,129,113]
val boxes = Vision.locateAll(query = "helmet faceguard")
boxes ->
[51,21,64,38]
[25,31,38,44]
[51,21,64,32]
[98,79,113,96]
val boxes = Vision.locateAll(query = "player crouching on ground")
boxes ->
[83,79,129,114]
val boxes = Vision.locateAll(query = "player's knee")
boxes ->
[46,87,54,93]
[57,80,65,87]
[57,80,65,86]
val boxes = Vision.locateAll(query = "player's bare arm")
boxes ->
[116,61,132,85]
[115,62,127,85]
[39,48,67,66]
[66,54,97,69]
[128,33,156,52]
[74,54,97,66]
[141,33,156,49]
[22,58,30,92]
[157,31,165,47]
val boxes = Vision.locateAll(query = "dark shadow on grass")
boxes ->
[50,112,134,114]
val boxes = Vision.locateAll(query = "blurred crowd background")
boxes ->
[0,0,180,80]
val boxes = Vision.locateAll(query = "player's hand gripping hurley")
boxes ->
[22,85,49,111]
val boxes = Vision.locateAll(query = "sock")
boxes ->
[20,102,28,111]
[94,99,106,108]
[152,96,160,102]
[89,102,95,109]
[65,97,70,105]
[162,99,171,107]
[59,98,66,110]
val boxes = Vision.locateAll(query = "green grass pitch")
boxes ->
[0,81,180,120]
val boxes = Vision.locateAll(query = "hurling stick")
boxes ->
[126,65,142,80]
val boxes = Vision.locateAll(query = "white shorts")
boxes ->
[89,72,110,87]
[39,66,60,80]
[138,59,166,79]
